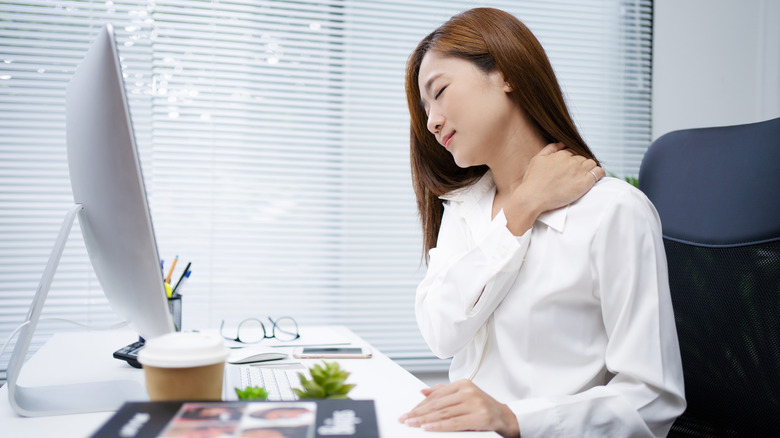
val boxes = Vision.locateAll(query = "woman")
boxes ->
[399,8,685,438]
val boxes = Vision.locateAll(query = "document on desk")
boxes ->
[275,325,354,347]
[90,399,379,438]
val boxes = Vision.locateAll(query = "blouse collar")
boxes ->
[439,171,568,233]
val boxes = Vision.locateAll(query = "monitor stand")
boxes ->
[6,204,147,417]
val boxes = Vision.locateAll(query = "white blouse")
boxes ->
[416,172,686,437]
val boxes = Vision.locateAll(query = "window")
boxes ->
[0,0,652,380]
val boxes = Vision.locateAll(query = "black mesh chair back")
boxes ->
[638,117,780,436]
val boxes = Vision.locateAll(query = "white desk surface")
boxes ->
[1,327,497,437]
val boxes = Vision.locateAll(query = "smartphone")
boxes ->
[293,347,372,359]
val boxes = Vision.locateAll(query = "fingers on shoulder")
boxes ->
[577,157,605,181]
[539,142,566,155]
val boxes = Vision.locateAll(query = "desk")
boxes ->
[1,327,497,437]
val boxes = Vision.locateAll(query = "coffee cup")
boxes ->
[138,332,229,401]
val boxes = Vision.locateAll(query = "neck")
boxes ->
[488,121,547,197]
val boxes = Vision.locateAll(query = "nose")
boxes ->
[426,107,443,136]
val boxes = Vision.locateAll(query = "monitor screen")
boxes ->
[65,24,174,340]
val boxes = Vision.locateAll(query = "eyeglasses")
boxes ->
[220,316,300,344]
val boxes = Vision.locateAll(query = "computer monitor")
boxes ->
[65,24,174,340]
[6,24,173,417]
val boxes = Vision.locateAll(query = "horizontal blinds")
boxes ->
[0,0,653,379]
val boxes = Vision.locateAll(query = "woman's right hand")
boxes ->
[504,142,604,235]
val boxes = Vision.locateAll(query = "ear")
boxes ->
[497,70,512,92]
[487,69,510,92]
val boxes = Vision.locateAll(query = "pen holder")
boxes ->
[168,295,182,332]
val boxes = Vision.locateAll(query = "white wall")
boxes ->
[652,0,780,140]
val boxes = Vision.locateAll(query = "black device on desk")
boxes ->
[113,293,183,368]
[113,339,145,369]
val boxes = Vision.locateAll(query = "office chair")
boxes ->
[638,117,780,436]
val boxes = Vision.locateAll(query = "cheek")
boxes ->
[463,91,507,131]
[476,97,515,139]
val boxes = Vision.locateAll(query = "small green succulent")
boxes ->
[292,361,356,399]
[235,386,268,400]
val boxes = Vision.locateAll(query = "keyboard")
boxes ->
[229,364,308,401]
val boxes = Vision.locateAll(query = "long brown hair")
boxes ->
[405,7,598,262]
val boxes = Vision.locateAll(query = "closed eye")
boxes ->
[434,85,447,100]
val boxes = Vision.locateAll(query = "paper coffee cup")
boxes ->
[138,332,229,401]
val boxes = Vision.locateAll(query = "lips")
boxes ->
[441,131,455,149]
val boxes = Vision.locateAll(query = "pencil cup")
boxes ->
[168,295,182,331]
[138,332,228,401]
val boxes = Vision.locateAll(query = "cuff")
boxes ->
[507,398,563,438]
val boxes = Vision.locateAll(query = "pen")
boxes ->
[165,255,178,284]
[172,261,191,292]
[165,282,172,298]
[160,259,164,279]
[172,270,190,296]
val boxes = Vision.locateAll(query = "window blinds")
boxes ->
[0,0,653,380]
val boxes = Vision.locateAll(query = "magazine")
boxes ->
[90,399,379,438]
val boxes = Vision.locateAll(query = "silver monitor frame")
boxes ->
[7,24,173,417]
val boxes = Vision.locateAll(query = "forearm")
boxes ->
[417,211,530,357]
[416,256,522,358]
[508,380,684,438]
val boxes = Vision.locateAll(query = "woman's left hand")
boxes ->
[398,379,520,438]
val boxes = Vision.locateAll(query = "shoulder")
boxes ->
[571,177,662,231]
[583,177,655,211]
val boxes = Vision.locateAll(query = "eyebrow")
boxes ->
[420,73,443,109]
[423,73,443,97]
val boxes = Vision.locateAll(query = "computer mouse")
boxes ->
[227,350,288,364]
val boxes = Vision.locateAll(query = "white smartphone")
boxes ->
[292,346,372,359]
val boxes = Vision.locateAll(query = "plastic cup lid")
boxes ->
[138,332,229,368]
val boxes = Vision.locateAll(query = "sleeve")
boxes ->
[507,189,686,438]
[415,202,533,358]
